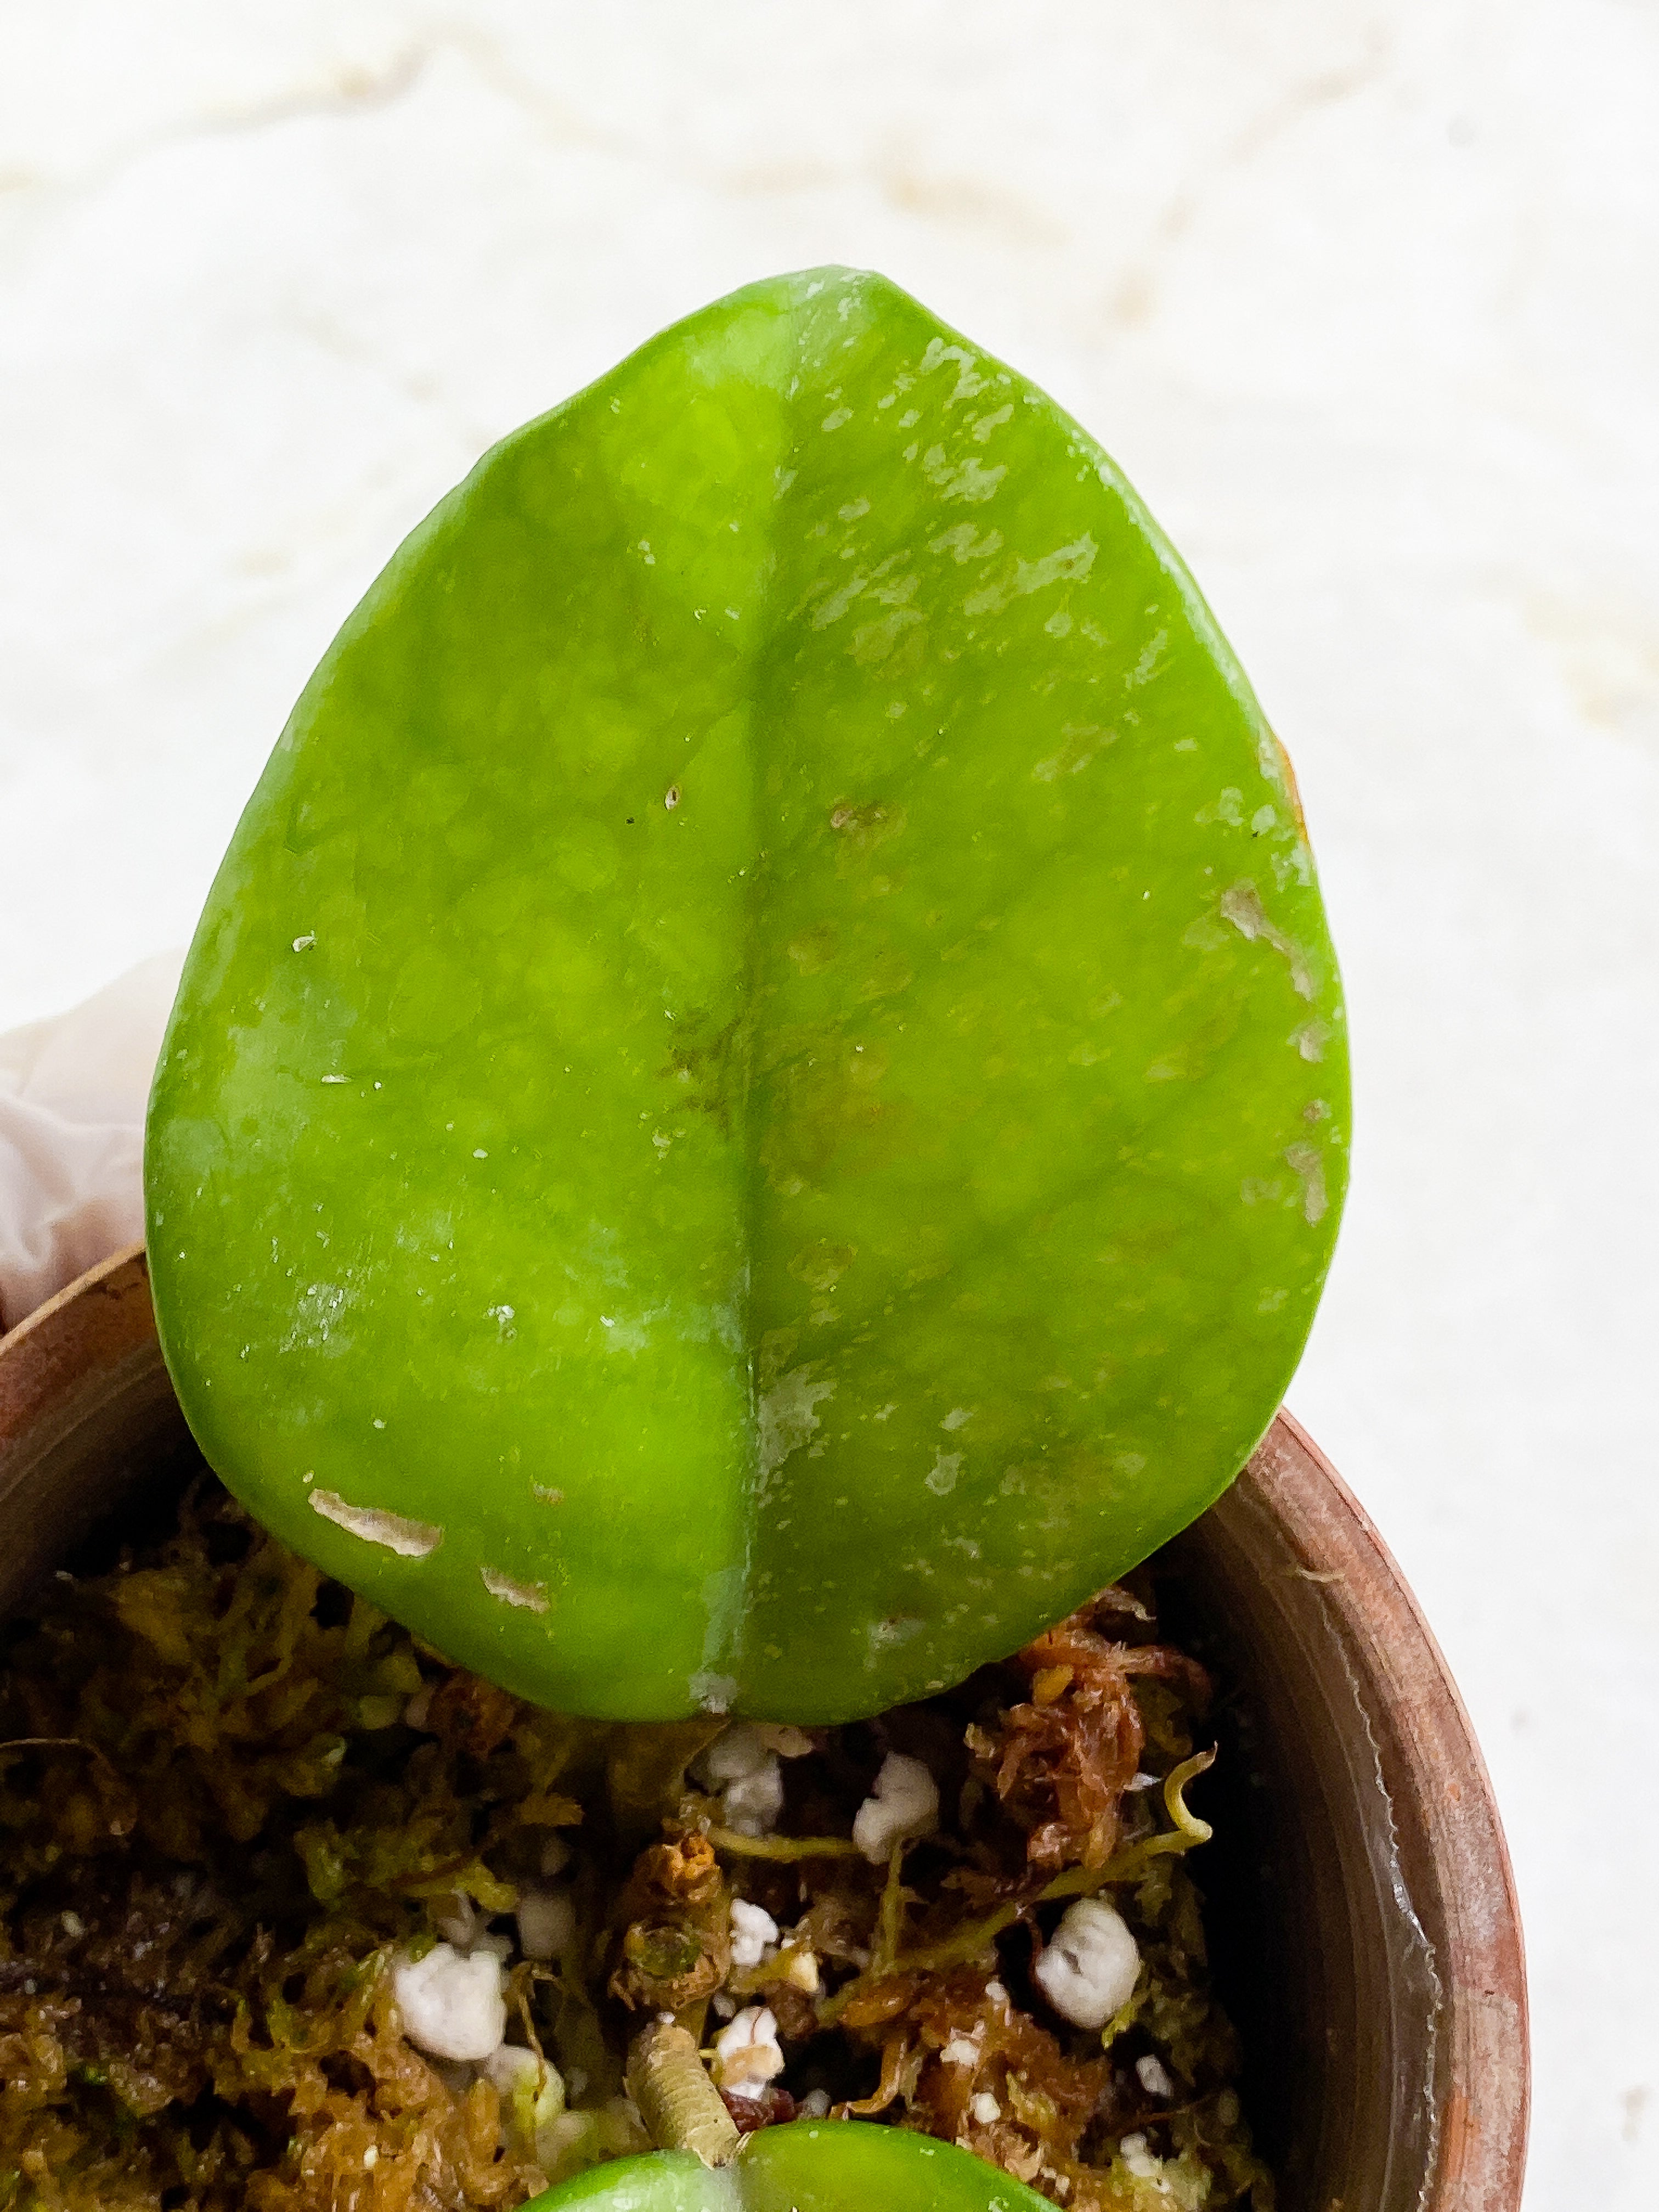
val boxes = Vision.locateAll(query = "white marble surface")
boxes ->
[2,4,1655,2200]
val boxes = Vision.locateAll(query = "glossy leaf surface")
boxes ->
[523,2121,1052,2211]
[146,267,1348,1720]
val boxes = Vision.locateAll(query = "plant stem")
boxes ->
[626,2019,741,2169]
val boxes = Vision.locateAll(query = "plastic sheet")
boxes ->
[0,953,182,1332]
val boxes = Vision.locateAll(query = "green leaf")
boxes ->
[523,2120,1054,2210]
[145,267,1347,1722]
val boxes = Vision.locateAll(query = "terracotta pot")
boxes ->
[0,1245,1527,2212]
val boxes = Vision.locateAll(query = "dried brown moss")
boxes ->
[0,1484,1272,2212]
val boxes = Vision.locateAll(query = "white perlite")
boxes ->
[483,2042,563,2113]
[1119,2132,1161,2181]
[392,1942,506,2062]
[780,1946,819,1993]
[729,1898,779,1969]
[1136,2052,1176,2099]
[697,1724,775,1782]
[693,1723,788,1837]
[712,2005,785,2095]
[721,1763,785,1837]
[1033,1898,1141,2029]
[482,2046,566,2166]
[852,1751,939,1862]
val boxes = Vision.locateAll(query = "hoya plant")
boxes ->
[146,266,1346,1733]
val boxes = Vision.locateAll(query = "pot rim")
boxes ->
[1232,1408,1530,2211]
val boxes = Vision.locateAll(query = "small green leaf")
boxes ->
[146,268,1347,1722]
[523,2120,1055,2210]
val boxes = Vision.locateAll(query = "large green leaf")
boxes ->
[145,267,1347,1722]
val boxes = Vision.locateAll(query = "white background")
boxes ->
[2,5,1655,2203]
